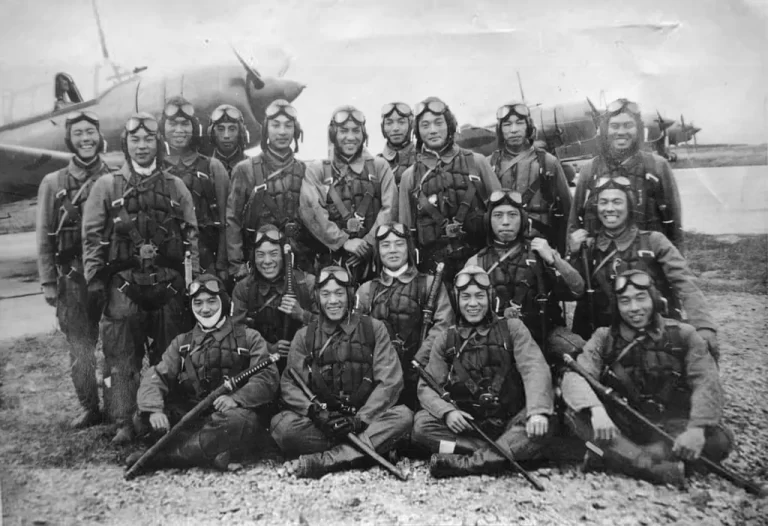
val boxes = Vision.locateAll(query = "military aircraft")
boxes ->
[0,1,305,203]
[455,95,687,181]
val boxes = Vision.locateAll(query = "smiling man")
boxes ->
[271,266,412,478]
[228,100,314,278]
[398,97,501,286]
[82,112,200,444]
[488,102,572,255]
[378,102,417,185]
[356,222,454,409]
[567,99,683,250]
[208,104,249,176]
[568,179,719,359]
[126,274,280,472]
[412,266,556,478]
[561,269,733,487]
[160,96,229,279]
[232,224,315,371]
[36,110,112,429]
[299,106,396,283]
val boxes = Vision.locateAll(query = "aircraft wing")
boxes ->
[0,142,72,165]
[455,125,496,157]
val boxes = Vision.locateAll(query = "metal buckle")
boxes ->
[111,197,125,207]
[139,243,159,261]
[346,216,362,233]
[118,281,129,293]
[283,222,299,238]
[196,171,209,179]
[55,189,67,199]
[444,221,463,238]
[65,267,77,278]
[252,183,267,194]
[468,174,480,183]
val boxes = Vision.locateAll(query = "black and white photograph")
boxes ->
[0,0,766,524]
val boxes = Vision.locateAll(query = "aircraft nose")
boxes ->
[283,80,306,103]
[662,118,674,129]
[691,126,702,135]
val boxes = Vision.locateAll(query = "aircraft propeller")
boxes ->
[586,97,601,129]
[231,45,266,90]
[680,113,700,150]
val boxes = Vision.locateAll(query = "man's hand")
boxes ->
[324,415,366,439]
[526,414,549,438]
[86,279,107,320]
[445,410,474,434]
[149,412,170,432]
[268,341,291,358]
[673,427,706,461]
[590,406,619,443]
[531,238,556,266]
[697,328,720,363]
[213,394,238,412]
[569,229,589,255]
[42,283,57,307]
[343,238,370,258]
[234,263,250,281]
[278,295,305,321]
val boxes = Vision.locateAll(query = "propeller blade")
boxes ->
[91,0,110,60]
[231,45,265,90]
[516,71,526,104]
[680,113,687,131]
[586,97,601,128]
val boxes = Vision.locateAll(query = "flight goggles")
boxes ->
[125,115,159,134]
[454,269,491,290]
[332,108,366,125]
[595,176,632,191]
[489,189,523,207]
[65,110,100,127]
[210,105,243,124]
[317,268,352,287]
[253,229,282,247]
[496,103,530,121]
[265,100,298,121]
[375,223,408,240]
[605,99,641,117]
[188,279,222,297]
[163,102,196,120]
[414,100,447,118]
[614,271,653,295]
[381,102,412,119]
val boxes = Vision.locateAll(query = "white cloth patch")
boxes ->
[438,440,456,454]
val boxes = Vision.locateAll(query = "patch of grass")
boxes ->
[685,231,768,294]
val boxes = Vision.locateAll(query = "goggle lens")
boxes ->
[414,100,447,118]
[211,105,243,123]
[266,101,298,120]
[454,271,491,290]
[496,104,530,120]
[606,99,641,116]
[253,230,282,246]
[489,190,523,206]
[188,279,221,296]
[65,111,100,126]
[614,272,653,294]
[317,269,352,287]
[332,109,366,125]
[125,117,159,134]
[375,223,407,240]
[595,176,632,189]
[381,102,413,118]
[163,103,195,119]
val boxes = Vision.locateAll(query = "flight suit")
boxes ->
[134,317,280,468]
[37,157,111,415]
[212,147,246,178]
[379,142,416,186]
[82,162,200,429]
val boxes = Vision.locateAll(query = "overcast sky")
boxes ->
[0,0,765,159]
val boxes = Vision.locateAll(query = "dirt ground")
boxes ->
[1,290,767,526]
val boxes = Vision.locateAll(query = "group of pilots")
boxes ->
[35,93,731,486]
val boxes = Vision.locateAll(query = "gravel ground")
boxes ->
[1,292,767,525]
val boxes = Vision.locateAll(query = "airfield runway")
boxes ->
[0,165,766,342]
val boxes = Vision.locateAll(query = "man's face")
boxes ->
[607,112,638,152]
[458,284,489,324]
[378,232,408,271]
[418,112,449,150]
[213,122,239,154]
[192,291,222,320]
[267,116,295,151]
[501,116,528,150]
[383,115,409,146]
[126,129,158,167]
[70,121,100,160]
[319,281,348,321]
[597,189,629,231]
[254,240,283,280]
[335,120,364,157]
[490,204,522,243]
[164,116,194,150]
[617,284,654,330]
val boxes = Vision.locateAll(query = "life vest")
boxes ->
[378,143,416,185]
[578,152,673,238]
[368,274,428,360]
[177,323,251,401]
[106,170,187,271]
[244,269,311,344]
[600,320,689,419]
[323,159,381,239]
[305,315,376,410]
[409,150,487,253]
[50,166,107,266]
[443,319,524,419]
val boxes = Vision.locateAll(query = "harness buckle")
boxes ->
[111,197,125,208]
[55,189,67,199]
[118,281,129,293]
[253,183,267,194]
[196,171,209,180]
[283,222,300,238]
[346,215,363,233]
[444,220,464,239]
[638,250,655,258]
[468,174,480,183]
[139,243,159,262]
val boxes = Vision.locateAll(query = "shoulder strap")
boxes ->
[305,320,318,361]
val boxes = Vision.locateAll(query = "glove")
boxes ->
[697,328,720,363]
[308,404,332,430]
[234,263,250,282]
[86,279,107,321]
[42,283,57,307]
[673,427,706,461]
[323,414,366,440]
